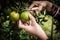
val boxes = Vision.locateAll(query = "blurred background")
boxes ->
[0,0,60,40]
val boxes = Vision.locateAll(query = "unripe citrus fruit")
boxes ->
[44,16,48,21]
[21,11,30,21]
[10,11,19,21]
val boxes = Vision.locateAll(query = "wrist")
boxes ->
[33,23,48,40]
[37,30,48,40]
[35,25,48,40]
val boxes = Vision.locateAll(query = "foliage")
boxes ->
[0,0,60,40]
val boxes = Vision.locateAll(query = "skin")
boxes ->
[29,1,53,14]
[19,1,53,40]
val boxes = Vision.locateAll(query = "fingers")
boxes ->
[29,1,47,14]
[29,7,38,11]
[35,9,39,15]
[29,1,42,9]
[29,3,38,9]
[38,5,43,13]
[29,1,39,9]
[29,13,36,23]
[30,6,43,14]
[18,20,26,29]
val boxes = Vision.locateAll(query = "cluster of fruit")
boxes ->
[10,11,30,22]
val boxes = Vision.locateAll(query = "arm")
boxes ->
[19,14,48,40]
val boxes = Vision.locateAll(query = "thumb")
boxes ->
[18,20,26,29]
[29,13,36,23]
[18,20,32,32]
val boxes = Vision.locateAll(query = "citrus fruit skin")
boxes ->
[21,11,30,21]
[10,11,19,21]
[44,16,48,21]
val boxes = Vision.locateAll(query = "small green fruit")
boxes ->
[44,16,48,21]
[10,11,19,21]
[21,11,30,21]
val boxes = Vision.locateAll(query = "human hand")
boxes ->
[29,1,53,14]
[18,14,48,40]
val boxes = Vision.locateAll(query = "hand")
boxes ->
[18,14,48,40]
[29,1,53,14]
